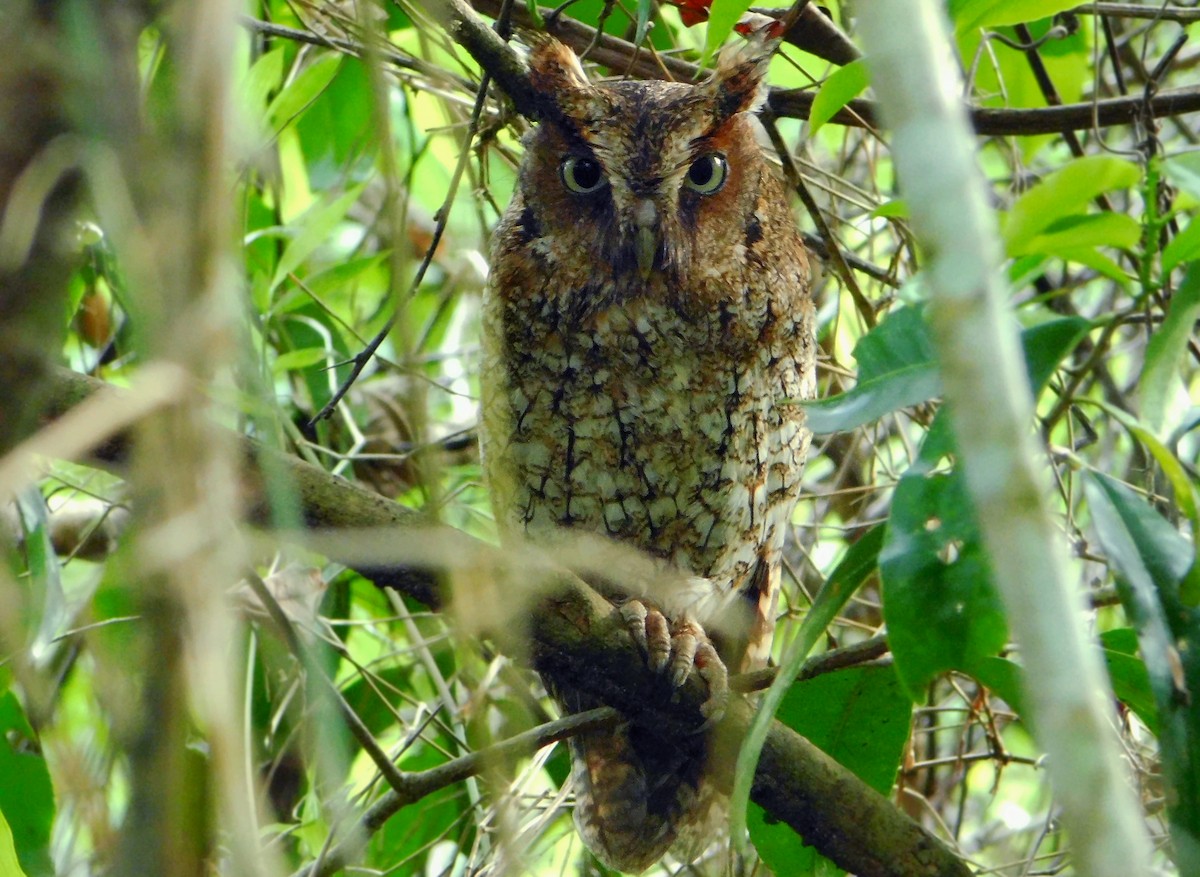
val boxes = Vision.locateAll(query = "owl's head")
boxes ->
[502,36,784,299]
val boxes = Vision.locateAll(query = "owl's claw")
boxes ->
[619,601,728,724]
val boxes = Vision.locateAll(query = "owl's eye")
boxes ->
[560,156,606,194]
[683,153,728,195]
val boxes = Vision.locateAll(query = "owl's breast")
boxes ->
[481,274,815,602]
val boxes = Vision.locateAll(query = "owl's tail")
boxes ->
[567,710,716,873]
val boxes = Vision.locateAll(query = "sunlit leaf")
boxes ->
[702,0,754,63]
[0,807,29,877]
[266,53,343,135]
[1163,219,1200,273]
[1011,212,1141,257]
[269,185,365,293]
[950,0,1088,32]
[1003,156,1140,254]
[810,60,869,136]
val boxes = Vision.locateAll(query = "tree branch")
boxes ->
[39,366,972,877]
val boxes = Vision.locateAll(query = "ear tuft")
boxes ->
[706,31,779,118]
[527,35,592,94]
[524,36,611,123]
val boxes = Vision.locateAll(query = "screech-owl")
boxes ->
[480,34,816,872]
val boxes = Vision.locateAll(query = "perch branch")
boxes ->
[39,366,972,877]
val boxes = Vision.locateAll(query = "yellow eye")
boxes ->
[561,156,606,194]
[683,153,728,195]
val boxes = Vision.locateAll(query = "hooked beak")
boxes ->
[633,199,658,280]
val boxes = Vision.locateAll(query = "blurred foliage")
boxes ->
[3,0,1199,875]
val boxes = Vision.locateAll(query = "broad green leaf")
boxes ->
[269,185,364,293]
[802,363,941,435]
[1143,263,1200,432]
[702,0,753,64]
[881,465,1008,700]
[1100,628,1159,734]
[750,665,911,876]
[1011,212,1141,257]
[0,693,54,877]
[1003,156,1140,254]
[810,60,869,136]
[1163,218,1200,273]
[1022,316,1090,393]
[853,306,936,379]
[965,655,1026,716]
[1085,472,1200,862]
[951,0,1089,33]
[266,54,343,135]
[0,808,29,877]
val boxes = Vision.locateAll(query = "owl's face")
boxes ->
[498,39,779,310]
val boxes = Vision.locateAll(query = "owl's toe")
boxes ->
[620,599,672,674]
[620,602,729,724]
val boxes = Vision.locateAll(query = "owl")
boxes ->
[479,34,816,872]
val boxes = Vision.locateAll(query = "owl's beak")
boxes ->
[633,199,659,280]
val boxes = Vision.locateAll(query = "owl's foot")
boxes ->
[619,601,728,722]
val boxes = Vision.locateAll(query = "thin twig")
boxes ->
[762,113,877,327]
[290,707,619,877]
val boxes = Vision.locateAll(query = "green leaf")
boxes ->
[965,655,1026,716]
[950,0,1091,33]
[1165,152,1200,202]
[881,465,1008,700]
[810,60,870,136]
[1163,219,1200,273]
[241,47,286,121]
[1011,212,1141,257]
[804,310,1088,435]
[702,0,754,64]
[729,526,884,857]
[266,53,343,135]
[634,0,654,45]
[14,489,67,665]
[1084,472,1200,861]
[1143,263,1200,432]
[1003,156,1140,255]
[750,665,911,876]
[870,199,908,219]
[1022,316,1091,394]
[0,692,54,877]
[853,306,936,378]
[1100,628,1159,735]
[269,185,364,293]
[271,347,330,375]
[0,808,30,877]
[803,363,941,435]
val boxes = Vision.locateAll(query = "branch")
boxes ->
[411,0,1200,136]
[39,366,972,877]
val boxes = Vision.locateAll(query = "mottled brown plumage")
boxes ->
[480,35,815,871]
